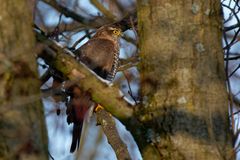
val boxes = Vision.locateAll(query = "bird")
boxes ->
[66,25,122,153]
[74,25,122,81]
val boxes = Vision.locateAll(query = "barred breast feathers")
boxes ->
[106,49,120,81]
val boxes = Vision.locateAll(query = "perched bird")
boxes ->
[74,25,122,81]
[66,25,122,153]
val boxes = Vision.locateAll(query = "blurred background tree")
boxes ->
[0,0,48,160]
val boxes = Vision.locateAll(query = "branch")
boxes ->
[35,30,133,120]
[39,68,51,85]
[41,0,95,26]
[118,57,139,71]
[95,106,131,160]
[113,12,137,31]
[90,0,116,21]
[224,55,240,60]
[224,23,240,32]
[40,0,137,31]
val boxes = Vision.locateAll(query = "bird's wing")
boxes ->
[77,38,119,79]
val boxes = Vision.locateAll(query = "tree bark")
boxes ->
[0,1,48,159]
[135,1,233,159]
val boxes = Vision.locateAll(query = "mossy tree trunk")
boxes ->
[134,1,233,159]
[0,1,48,159]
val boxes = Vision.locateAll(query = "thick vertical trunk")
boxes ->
[0,1,48,159]
[136,1,233,159]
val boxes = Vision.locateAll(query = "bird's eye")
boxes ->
[112,29,121,36]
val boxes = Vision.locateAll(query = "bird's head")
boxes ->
[93,25,122,40]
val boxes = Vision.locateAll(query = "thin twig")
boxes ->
[223,23,235,134]
[229,64,240,77]
[48,151,54,160]
[71,30,95,50]
[224,55,240,60]
[90,0,116,21]
[41,0,93,25]
[123,71,137,104]
[118,56,139,71]
[40,69,51,85]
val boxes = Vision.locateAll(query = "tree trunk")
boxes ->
[0,1,48,159]
[135,1,233,159]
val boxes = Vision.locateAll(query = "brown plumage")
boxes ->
[66,25,121,153]
[74,25,121,81]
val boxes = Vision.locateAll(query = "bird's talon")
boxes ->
[94,104,104,112]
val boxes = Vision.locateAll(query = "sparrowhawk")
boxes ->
[68,25,122,153]
[74,25,122,81]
